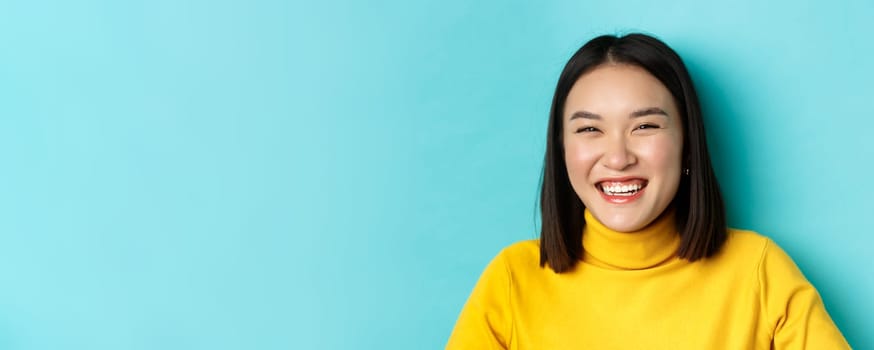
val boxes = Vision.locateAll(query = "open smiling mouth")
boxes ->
[596,180,648,202]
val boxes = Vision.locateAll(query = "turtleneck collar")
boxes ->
[581,208,680,270]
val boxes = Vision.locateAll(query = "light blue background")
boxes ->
[0,0,870,349]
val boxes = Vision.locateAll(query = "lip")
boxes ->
[595,176,648,204]
[595,176,648,184]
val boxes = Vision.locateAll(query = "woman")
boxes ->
[446,33,849,349]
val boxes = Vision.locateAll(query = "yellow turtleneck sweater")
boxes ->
[446,210,849,349]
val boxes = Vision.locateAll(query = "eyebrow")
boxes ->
[569,107,670,121]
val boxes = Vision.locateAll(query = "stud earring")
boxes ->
[683,168,690,175]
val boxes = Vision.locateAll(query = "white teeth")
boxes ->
[601,183,642,195]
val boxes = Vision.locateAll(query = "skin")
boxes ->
[563,64,684,232]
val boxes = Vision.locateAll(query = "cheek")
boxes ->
[563,140,599,179]
[637,136,683,176]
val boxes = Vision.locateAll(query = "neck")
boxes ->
[581,208,680,270]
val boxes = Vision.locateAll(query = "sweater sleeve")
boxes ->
[446,250,513,350]
[758,238,850,349]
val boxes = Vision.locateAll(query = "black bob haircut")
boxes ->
[539,33,727,273]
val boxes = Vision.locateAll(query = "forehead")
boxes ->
[564,64,677,117]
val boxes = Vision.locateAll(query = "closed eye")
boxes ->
[575,126,599,133]
[636,123,660,130]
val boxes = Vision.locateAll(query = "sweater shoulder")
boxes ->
[697,228,773,273]
[721,228,772,257]
[492,239,544,274]
[498,239,541,262]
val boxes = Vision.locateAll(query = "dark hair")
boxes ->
[539,33,727,273]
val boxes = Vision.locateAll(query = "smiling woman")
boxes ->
[563,64,684,234]
[446,33,850,349]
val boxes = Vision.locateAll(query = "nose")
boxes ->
[601,135,637,170]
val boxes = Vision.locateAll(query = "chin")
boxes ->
[602,217,648,232]
[587,207,654,233]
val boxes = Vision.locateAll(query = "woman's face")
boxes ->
[563,64,684,232]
